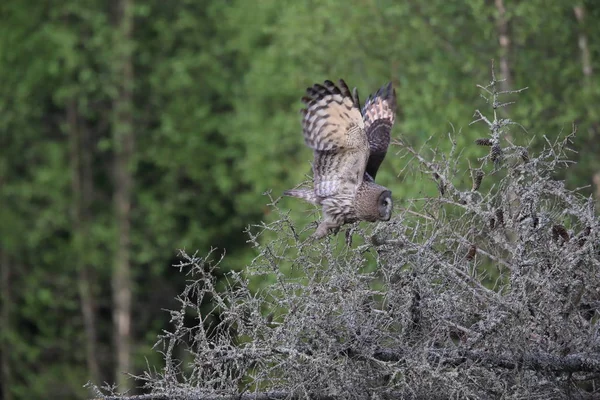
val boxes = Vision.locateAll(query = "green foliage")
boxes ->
[1,0,599,399]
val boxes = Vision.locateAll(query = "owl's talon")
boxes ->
[312,221,340,239]
[345,228,353,246]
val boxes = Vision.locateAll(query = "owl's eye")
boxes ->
[377,195,393,221]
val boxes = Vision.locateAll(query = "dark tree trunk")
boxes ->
[67,98,101,383]
[111,0,135,390]
[495,0,512,92]
[574,5,593,79]
[0,248,11,400]
[573,4,600,198]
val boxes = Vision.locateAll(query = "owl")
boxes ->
[284,79,397,239]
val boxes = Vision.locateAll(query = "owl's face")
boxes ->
[377,191,393,221]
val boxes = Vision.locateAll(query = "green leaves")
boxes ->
[2,0,600,397]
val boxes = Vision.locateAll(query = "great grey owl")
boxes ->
[284,79,397,239]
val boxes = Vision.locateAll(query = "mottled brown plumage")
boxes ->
[284,79,397,239]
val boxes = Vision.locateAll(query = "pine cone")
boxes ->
[475,138,493,146]
[472,169,484,191]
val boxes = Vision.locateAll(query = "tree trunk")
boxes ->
[494,0,512,92]
[573,4,600,198]
[67,99,101,383]
[112,0,135,390]
[0,248,12,400]
[574,5,592,79]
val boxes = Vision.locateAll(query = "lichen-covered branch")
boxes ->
[90,67,600,400]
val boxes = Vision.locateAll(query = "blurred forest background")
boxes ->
[1,0,600,399]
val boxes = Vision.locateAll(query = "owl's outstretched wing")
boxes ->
[362,82,396,179]
[300,79,369,199]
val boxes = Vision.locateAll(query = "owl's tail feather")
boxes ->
[283,189,318,205]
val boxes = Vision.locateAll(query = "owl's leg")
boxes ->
[344,223,360,246]
[312,220,340,239]
[345,228,353,246]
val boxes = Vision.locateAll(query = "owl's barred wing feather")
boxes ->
[301,80,365,151]
[300,80,370,199]
[352,86,361,113]
[362,82,397,179]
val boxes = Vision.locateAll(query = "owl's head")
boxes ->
[356,183,393,222]
[377,190,393,221]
